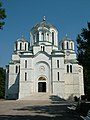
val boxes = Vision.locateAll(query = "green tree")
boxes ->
[76,22,90,99]
[0,2,6,29]
[0,67,5,98]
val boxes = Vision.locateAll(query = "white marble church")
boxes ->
[5,17,84,100]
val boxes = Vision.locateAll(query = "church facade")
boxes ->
[5,18,84,100]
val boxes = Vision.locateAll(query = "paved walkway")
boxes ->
[0,100,82,120]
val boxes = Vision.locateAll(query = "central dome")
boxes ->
[30,17,58,48]
[31,16,57,32]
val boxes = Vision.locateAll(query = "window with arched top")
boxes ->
[20,43,22,50]
[52,32,54,45]
[47,33,49,41]
[25,72,27,81]
[71,43,73,50]
[67,65,69,73]
[42,33,44,41]
[57,72,60,81]
[41,46,42,51]
[25,60,27,68]
[57,60,59,68]
[67,42,69,49]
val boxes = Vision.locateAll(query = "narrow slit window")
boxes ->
[57,60,59,68]
[67,65,69,73]
[25,72,27,81]
[52,32,54,45]
[47,34,49,41]
[71,43,73,50]
[41,46,42,51]
[25,60,27,68]
[20,43,22,50]
[42,33,44,41]
[67,42,69,49]
[57,72,59,81]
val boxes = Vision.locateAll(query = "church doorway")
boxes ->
[38,82,46,92]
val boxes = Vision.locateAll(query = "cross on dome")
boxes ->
[43,16,46,21]
[65,34,68,38]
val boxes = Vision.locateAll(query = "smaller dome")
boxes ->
[16,35,28,42]
[61,34,73,42]
[60,34,74,51]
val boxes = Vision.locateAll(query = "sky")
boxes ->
[0,0,90,68]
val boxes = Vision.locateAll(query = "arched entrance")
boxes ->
[38,77,46,92]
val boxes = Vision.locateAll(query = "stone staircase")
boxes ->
[20,93,52,101]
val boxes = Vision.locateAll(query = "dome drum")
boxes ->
[30,20,58,47]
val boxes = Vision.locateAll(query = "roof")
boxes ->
[61,34,74,42]
[31,16,57,32]
[16,35,29,43]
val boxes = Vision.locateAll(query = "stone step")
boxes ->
[20,93,52,100]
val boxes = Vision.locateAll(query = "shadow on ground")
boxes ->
[0,114,82,120]
[13,106,81,120]
[0,95,82,120]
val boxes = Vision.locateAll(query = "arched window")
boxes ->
[71,43,73,50]
[67,42,69,49]
[70,65,72,73]
[67,65,69,73]
[42,33,44,41]
[47,33,49,41]
[20,43,22,50]
[57,60,59,68]
[25,72,27,81]
[25,43,27,51]
[62,42,64,49]
[57,72,59,81]
[41,46,42,51]
[16,66,18,73]
[25,60,27,68]
[52,32,54,45]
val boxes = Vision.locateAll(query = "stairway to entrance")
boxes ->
[20,93,52,101]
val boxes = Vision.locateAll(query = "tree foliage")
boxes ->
[0,67,5,98]
[76,22,90,98]
[0,2,6,30]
